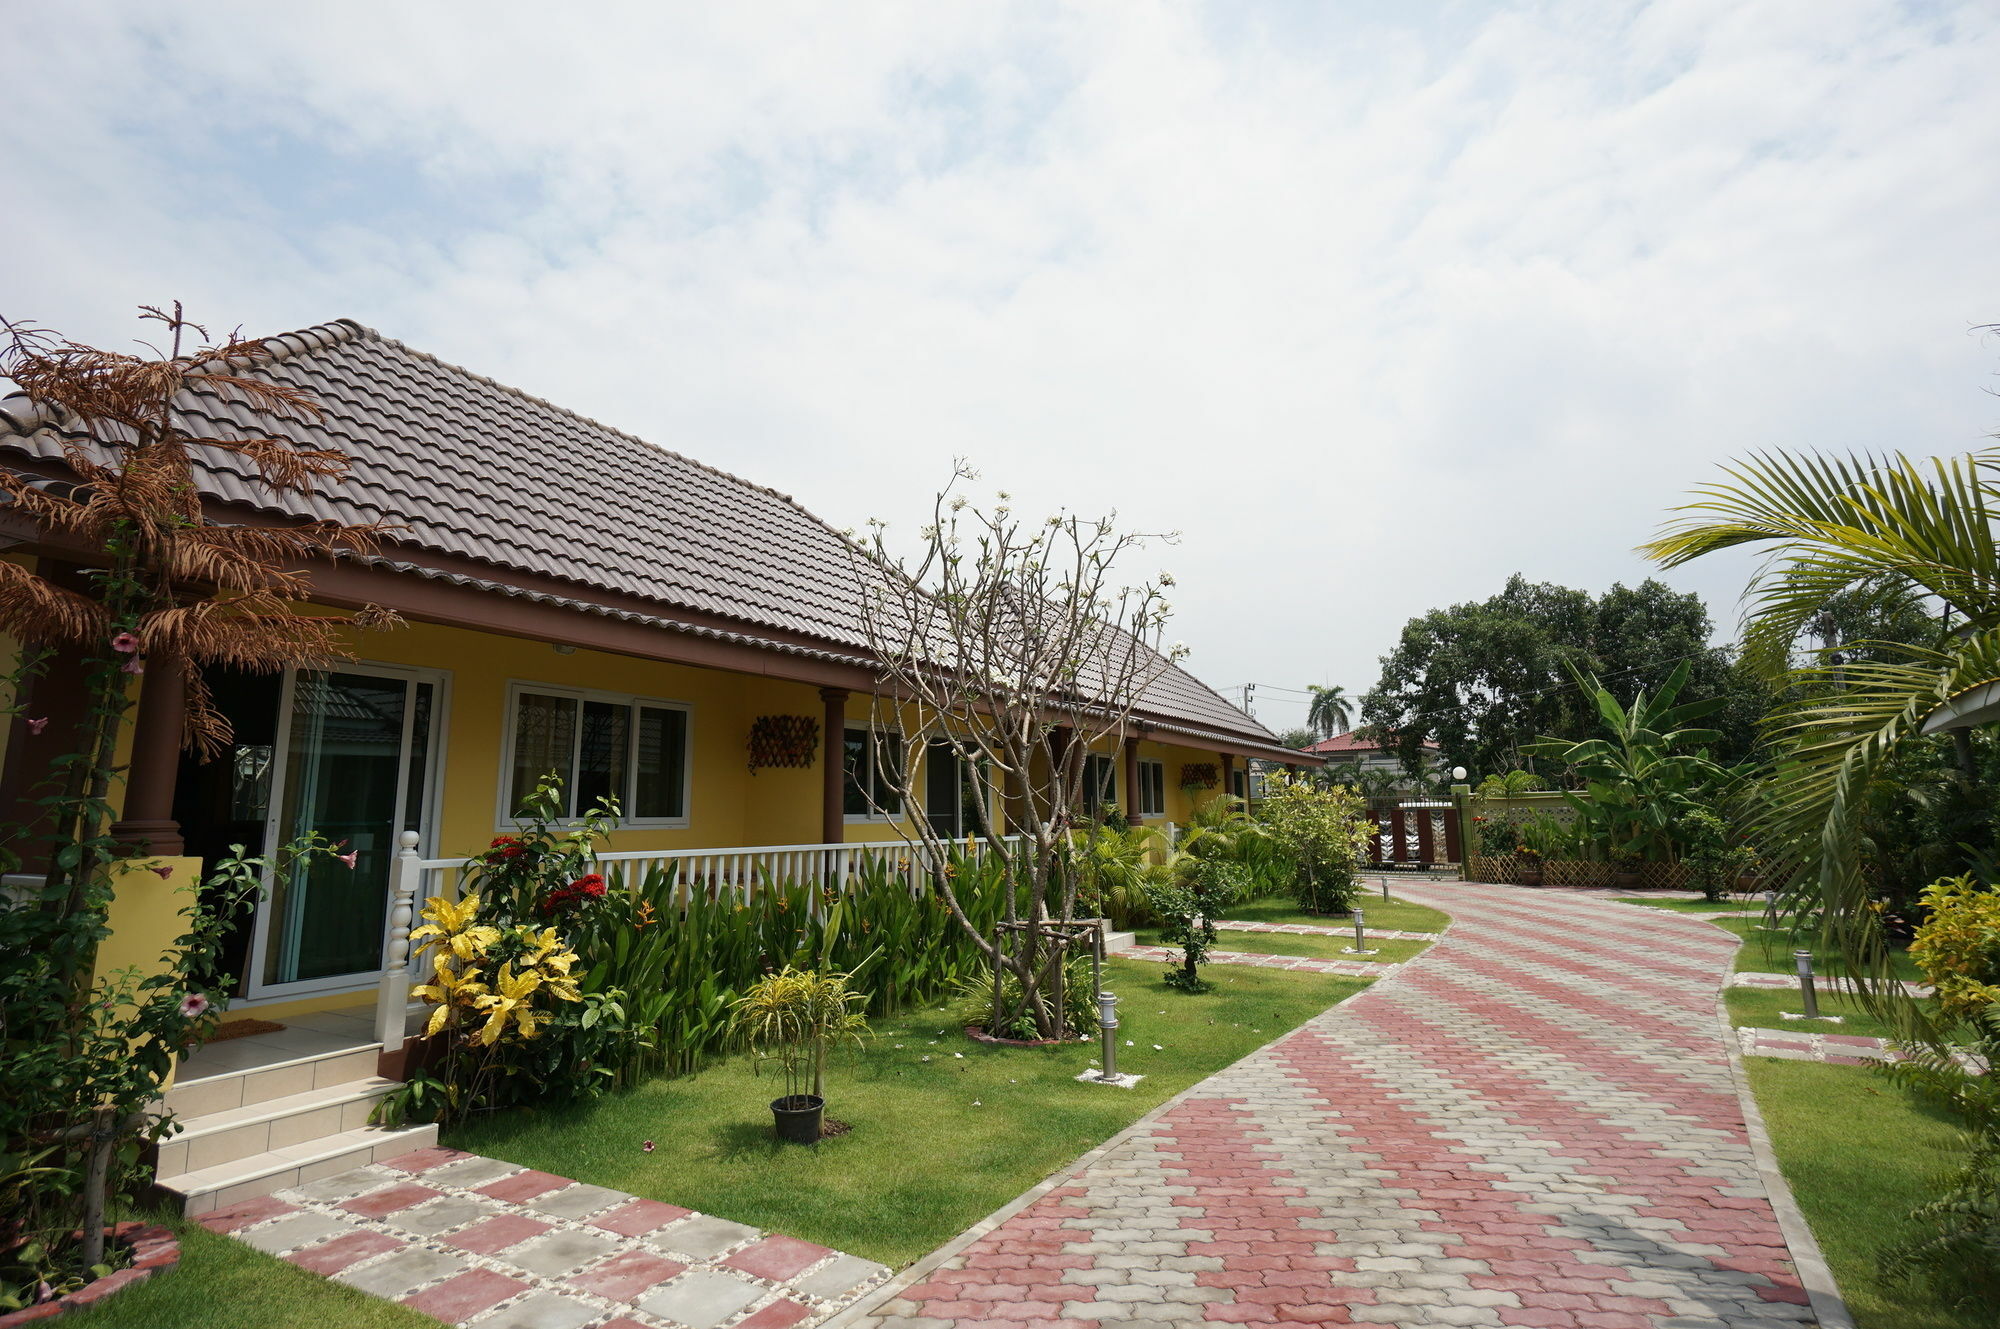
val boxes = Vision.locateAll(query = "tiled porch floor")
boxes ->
[200,1146,890,1328]
[177,1005,379,1080]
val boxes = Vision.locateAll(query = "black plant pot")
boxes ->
[771,1094,825,1144]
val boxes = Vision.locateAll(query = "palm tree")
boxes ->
[1639,447,2000,990]
[1307,684,1352,740]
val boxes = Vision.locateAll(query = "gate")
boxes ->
[1364,799,1460,869]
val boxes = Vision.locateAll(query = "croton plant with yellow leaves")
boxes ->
[382,888,634,1125]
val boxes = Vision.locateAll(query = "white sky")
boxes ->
[8,1,1999,734]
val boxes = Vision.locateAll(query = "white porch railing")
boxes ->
[371,822,1180,1049]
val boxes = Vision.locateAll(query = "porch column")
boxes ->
[1219,752,1235,805]
[819,687,848,845]
[108,652,187,856]
[1122,735,1143,824]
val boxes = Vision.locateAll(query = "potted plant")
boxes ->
[731,967,869,1144]
[1514,840,1544,887]
[1611,849,1642,889]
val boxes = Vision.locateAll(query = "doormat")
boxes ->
[206,1019,286,1043]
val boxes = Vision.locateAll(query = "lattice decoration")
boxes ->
[746,714,820,774]
[1179,762,1218,791]
[1464,855,1696,890]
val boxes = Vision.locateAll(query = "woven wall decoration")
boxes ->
[746,714,820,774]
[1179,762,1218,791]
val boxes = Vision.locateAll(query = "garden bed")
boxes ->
[1224,895,1451,934]
[0,1223,178,1326]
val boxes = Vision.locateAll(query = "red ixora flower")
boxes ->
[488,835,528,860]
[539,873,608,916]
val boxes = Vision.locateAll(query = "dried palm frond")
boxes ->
[0,304,404,750]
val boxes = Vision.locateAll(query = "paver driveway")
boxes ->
[851,882,1819,1329]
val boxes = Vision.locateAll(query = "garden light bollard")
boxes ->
[1098,990,1119,1081]
[1380,875,1391,903]
[1346,907,1379,956]
[1794,950,1820,1020]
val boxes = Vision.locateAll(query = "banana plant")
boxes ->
[1530,659,1738,861]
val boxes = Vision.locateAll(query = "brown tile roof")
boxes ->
[0,318,1283,750]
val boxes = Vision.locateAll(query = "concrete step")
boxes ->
[160,1121,438,1216]
[164,1042,383,1118]
[157,1078,404,1179]
[1103,930,1137,952]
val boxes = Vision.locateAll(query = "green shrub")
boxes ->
[1145,854,1248,993]
[1255,772,1372,914]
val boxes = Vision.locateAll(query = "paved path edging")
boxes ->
[1709,976,1856,1329]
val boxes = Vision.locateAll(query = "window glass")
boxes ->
[634,705,687,819]
[843,727,903,817]
[873,738,904,815]
[576,699,630,815]
[510,692,576,814]
[1083,753,1116,814]
[842,729,872,815]
[1138,760,1165,817]
[509,689,687,823]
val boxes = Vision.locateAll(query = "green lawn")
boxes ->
[1613,895,1758,914]
[1745,1060,1987,1329]
[448,955,1369,1266]
[1224,894,1450,934]
[77,1210,432,1328]
[1143,927,1430,966]
[1708,915,1926,983]
[1726,986,1915,1042]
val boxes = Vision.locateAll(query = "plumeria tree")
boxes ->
[855,463,1181,1039]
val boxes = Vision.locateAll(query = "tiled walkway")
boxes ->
[200,1147,888,1328]
[853,881,1821,1329]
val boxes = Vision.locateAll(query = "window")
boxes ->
[505,685,689,823]
[1136,759,1166,818]
[1082,752,1117,815]
[843,727,904,818]
[924,740,989,838]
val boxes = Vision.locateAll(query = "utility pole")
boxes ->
[1242,682,1256,717]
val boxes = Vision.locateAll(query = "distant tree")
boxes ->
[1275,726,1316,750]
[1306,684,1353,739]
[1361,575,1744,781]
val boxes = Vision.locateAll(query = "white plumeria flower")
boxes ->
[953,1052,964,1059]
[1153,1045,1164,1051]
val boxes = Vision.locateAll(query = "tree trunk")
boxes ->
[80,1106,117,1269]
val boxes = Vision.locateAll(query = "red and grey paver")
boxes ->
[199,1149,888,1328]
[852,881,1821,1328]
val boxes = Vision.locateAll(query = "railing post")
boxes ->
[376,830,422,1049]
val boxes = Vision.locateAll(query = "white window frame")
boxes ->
[1137,758,1166,818]
[843,724,905,823]
[497,680,693,830]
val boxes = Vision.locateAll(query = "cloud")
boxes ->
[8,0,2000,733]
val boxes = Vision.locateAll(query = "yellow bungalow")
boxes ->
[0,318,1314,1208]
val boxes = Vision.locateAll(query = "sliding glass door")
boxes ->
[248,664,445,998]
